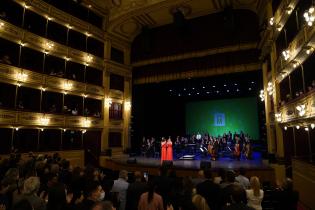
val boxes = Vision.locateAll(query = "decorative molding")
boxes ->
[109,89,124,99]
[0,20,104,71]
[259,0,300,56]
[0,109,104,128]
[279,90,315,125]
[0,63,104,100]
[132,42,258,67]
[105,61,132,78]
[276,22,315,82]
[133,63,261,84]
[15,0,105,42]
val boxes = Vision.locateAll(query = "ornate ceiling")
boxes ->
[90,0,267,41]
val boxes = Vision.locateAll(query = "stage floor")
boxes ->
[111,156,271,170]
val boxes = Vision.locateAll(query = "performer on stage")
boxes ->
[234,140,241,160]
[161,137,167,163]
[166,137,173,161]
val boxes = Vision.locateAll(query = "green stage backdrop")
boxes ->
[185,97,259,140]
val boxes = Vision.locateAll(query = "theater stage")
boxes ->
[100,156,275,182]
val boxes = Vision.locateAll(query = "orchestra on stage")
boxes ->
[140,131,253,161]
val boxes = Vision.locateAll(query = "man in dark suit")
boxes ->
[126,171,148,210]
[222,184,254,210]
[196,169,220,210]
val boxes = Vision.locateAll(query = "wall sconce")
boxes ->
[63,81,73,90]
[305,46,314,55]
[311,124,315,129]
[86,55,93,63]
[66,24,72,29]
[259,90,265,101]
[16,71,28,82]
[275,113,282,122]
[45,42,54,50]
[304,6,315,26]
[269,17,274,26]
[82,129,87,134]
[105,98,112,107]
[284,126,288,130]
[82,94,87,98]
[41,86,46,92]
[82,118,91,127]
[286,6,293,14]
[296,104,306,116]
[296,125,300,129]
[15,127,19,131]
[266,82,274,96]
[125,101,131,110]
[0,22,4,28]
[282,50,290,61]
[305,127,309,131]
[39,115,50,126]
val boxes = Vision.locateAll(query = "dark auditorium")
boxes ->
[0,0,314,210]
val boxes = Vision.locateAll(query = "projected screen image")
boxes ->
[185,97,259,140]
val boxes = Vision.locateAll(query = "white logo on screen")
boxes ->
[214,113,225,126]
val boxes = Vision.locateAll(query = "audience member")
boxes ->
[246,176,263,210]
[126,171,148,210]
[138,180,164,210]
[222,184,254,210]
[77,181,105,210]
[92,201,116,210]
[111,170,129,210]
[236,168,250,189]
[196,169,220,210]
[274,178,299,210]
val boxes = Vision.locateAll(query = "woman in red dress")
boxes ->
[166,137,173,161]
[161,137,167,163]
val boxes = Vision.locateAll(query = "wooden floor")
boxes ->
[111,156,270,170]
[101,155,275,182]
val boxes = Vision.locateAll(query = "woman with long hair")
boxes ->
[246,176,264,210]
[138,180,164,210]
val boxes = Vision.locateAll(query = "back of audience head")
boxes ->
[119,170,128,181]
[239,167,246,176]
[250,176,261,196]
[204,169,212,180]
[92,201,116,210]
[218,168,226,180]
[226,170,236,183]
[85,180,105,201]
[197,170,204,178]
[47,183,67,210]
[230,184,246,204]
[23,176,40,195]
[134,171,142,182]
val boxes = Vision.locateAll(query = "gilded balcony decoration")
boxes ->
[0,109,104,128]
[0,20,104,71]
[14,0,104,42]
[0,64,104,99]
